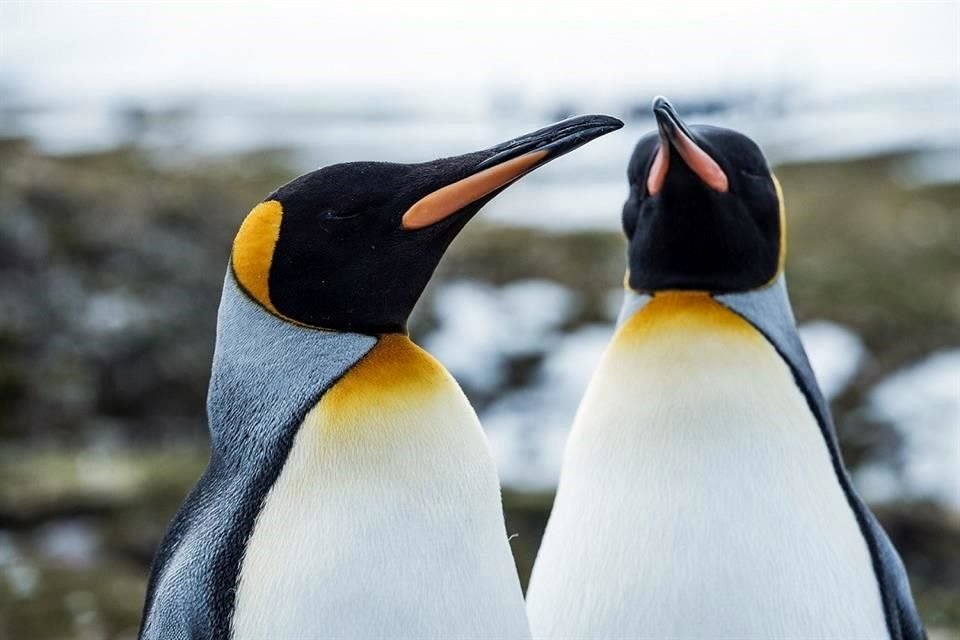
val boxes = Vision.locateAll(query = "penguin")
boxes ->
[525,98,924,640]
[138,114,623,640]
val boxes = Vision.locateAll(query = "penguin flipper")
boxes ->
[860,506,928,640]
[138,463,228,640]
[717,279,926,640]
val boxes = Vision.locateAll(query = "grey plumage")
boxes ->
[139,270,377,640]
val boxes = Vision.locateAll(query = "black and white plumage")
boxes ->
[526,98,924,640]
[139,115,622,640]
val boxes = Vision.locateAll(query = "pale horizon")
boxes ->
[2,1,958,103]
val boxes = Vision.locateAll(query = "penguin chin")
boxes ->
[624,187,780,294]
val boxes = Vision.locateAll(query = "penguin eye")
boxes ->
[323,207,364,221]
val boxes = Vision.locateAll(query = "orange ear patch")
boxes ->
[401,150,547,230]
[232,200,283,313]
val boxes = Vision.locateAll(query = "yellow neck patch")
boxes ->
[770,173,788,282]
[618,291,757,344]
[320,334,453,420]
[232,200,283,314]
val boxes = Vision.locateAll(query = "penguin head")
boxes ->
[231,115,622,334]
[622,97,785,293]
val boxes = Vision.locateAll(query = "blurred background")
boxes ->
[1,1,958,638]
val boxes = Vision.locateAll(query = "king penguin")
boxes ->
[138,114,623,640]
[525,98,924,640]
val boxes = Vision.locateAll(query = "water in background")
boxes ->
[2,83,959,231]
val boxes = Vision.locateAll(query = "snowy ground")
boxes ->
[860,350,960,510]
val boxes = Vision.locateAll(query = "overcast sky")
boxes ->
[2,1,958,102]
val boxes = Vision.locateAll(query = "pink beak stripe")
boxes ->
[647,129,729,195]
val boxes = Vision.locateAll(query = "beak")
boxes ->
[648,96,728,195]
[401,114,623,230]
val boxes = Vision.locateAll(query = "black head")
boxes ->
[622,97,785,293]
[231,115,622,334]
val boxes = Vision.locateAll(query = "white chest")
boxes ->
[526,294,888,640]
[231,336,530,640]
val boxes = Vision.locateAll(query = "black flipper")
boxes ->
[717,277,926,640]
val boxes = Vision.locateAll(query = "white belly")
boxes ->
[526,293,887,640]
[232,335,530,640]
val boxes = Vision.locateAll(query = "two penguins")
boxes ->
[140,100,925,640]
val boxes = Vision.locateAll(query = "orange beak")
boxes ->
[647,96,729,195]
[401,115,623,230]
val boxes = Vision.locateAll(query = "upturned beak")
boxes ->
[647,96,728,195]
[401,114,623,230]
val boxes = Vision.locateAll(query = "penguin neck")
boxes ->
[615,290,759,350]
[317,332,456,423]
[616,274,796,332]
[228,312,531,639]
[206,271,378,457]
[616,287,652,326]
[607,278,813,448]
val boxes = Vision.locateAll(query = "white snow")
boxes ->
[424,279,574,394]
[425,279,596,489]
[83,291,147,334]
[482,325,613,490]
[0,533,38,599]
[34,521,100,568]
[799,320,867,401]
[859,349,960,509]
